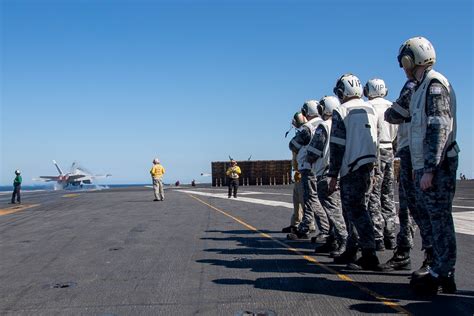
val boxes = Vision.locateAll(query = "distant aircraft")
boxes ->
[34,160,111,188]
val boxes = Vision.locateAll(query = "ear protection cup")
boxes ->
[301,106,307,117]
[384,88,388,97]
[333,78,345,100]
[401,54,415,70]
[317,103,323,116]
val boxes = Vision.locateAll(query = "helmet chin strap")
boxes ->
[412,65,430,82]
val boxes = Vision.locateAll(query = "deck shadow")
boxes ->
[197,258,323,274]
[213,276,474,315]
[200,235,316,252]
[205,229,281,235]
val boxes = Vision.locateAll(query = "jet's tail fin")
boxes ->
[52,160,64,175]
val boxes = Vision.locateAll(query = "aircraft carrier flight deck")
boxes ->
[0,183,473,315]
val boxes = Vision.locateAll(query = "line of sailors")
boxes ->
[283,36,459,295]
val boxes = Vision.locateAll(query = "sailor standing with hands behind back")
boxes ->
[396,36,459,294]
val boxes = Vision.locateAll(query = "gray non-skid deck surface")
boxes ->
[0,184,473,315]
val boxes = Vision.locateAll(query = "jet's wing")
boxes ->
[35,176,60,182]
[68,175,86,180]
[91,174,112,179]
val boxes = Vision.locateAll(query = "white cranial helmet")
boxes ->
[333,74,363,100]
[318,96,340,117]
[301,100,320,118]
[364,78,388,98]
[15,170,21,175]
[153,158,160,164]
[398,36,436,70]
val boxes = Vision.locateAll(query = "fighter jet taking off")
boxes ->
[34,160,111,189]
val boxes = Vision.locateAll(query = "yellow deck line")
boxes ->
[62,194,80,198]
[0,204,40,216]
[188,194,411,315]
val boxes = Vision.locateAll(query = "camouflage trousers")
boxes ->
[340,164,376,250]
[399,146,432,250]
[298,169,329,235]
[290,180,306,228]
[368,148,397,243]
[317,175,347,242]
[414,156,458,277]
[396,176,415,249]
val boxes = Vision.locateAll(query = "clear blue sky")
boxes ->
[1,0,473,185]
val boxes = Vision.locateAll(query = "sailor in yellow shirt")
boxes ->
[150,158,165,201]
[226,160,241,198]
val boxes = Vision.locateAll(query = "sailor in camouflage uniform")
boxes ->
[397,36,460,294]
[382,79,423,272]
[395,171,415,250]
[364,78,398,251]
[327,74,380,270]
[287,101,330,241]
[307,96,348,257]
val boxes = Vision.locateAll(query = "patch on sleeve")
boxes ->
[429,85,443,95]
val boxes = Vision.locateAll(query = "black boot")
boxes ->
[410,272,439,295]
[311,233,330,244]
[330,239,347,258]
[378,247,411,271]
[346,249,380,271]
[375,239,385,251]
[281,226,297,233]
[333,247,358,264]
[287,230,309,240]
[412,248,433,279]
[440,271,457,294]
[314,239,337,254]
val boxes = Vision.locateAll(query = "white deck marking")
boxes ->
[452,205,474,210]
[394,201,474,210]
[172,188,292,196]
[180,190,474,236]
[238,191,292,196]
[452,211,474,235]
[177,190,293,209]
